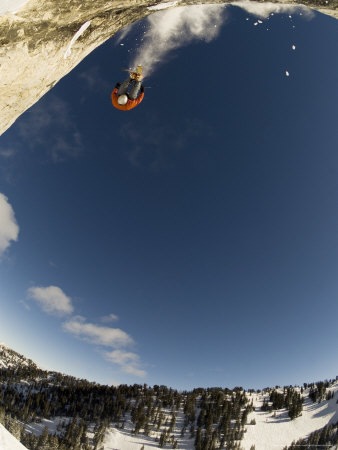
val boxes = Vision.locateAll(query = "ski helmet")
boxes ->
[118,94,128,105]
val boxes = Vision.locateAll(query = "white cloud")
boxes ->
[101,313,119,323]
[62,316,134,348]
[104,349,147,377]
[62,316,146,376]
[27,285,74,316]
[128,5,227,76]
[0,193,19,258]
[25,284,146,378]
[233,1,314,18]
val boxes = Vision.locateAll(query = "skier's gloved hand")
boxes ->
[140,85,145,93]
[115,82,121,89]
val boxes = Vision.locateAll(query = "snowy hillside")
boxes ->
[1,344,338,449]
[100,383,338,450]
[0,423,28,450]
[0,344,37,370]
[242,384,338,449]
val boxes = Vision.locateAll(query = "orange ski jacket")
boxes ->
[111,88,144,111]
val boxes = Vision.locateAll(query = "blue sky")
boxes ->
[0,4,338,390]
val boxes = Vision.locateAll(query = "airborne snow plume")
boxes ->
[233,0,314,18]
[0,193,19,258]
[128,5,228,76]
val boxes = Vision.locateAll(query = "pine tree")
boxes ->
[37,425,49,449]
[0,406,5,425]
[195,428,202,450]
[159,430,167,448]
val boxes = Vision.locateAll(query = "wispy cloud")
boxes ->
[17,95,83,163]
[0,193,19,259]
[101,313,119,323]
[78,66,110,92]
[128,5,227,76]
[115,24,133,45]
[27,285,74,316]
[0,148,16,158]
[104,349,147,377]
[120,116,214,170]
[63,316,146,376]
[62,316,133,348]
[25,286,146,377]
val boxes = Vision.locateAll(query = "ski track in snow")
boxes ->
[64,21,91,59]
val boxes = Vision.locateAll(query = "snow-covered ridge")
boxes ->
[0,344,37,370]
[0,423,28,450]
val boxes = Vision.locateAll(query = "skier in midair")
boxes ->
[111,68,144,111]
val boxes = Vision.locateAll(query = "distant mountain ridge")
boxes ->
[0,343,338,449]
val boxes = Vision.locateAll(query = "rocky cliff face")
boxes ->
[0,0,337,136]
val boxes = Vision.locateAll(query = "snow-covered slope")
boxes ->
[1,343,338,450]
[242,384,338,449]
[0,424,28,450]
[101,383,338,450]
[0,344,37,370]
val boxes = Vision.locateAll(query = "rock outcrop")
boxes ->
[0,0,337,136]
